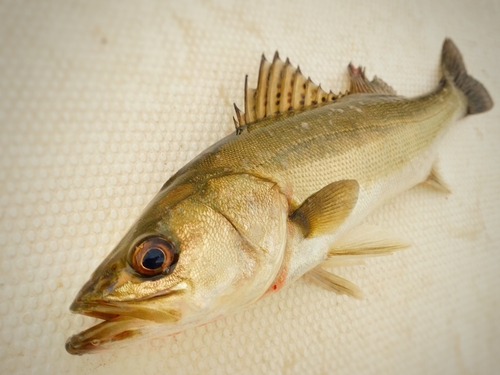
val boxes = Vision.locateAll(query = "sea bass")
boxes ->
[66,39,493,354]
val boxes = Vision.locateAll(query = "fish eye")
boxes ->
[131,236,178,277]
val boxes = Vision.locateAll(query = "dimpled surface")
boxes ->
[0,0,499,374]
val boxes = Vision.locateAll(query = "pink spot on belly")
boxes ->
[266,266,287,294]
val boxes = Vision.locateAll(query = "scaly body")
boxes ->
[166,85,465,285]
[66,39,492,354]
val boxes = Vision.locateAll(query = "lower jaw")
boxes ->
[65,315,157,355]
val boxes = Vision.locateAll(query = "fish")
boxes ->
[65,39,493,355]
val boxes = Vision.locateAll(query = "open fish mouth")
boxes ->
[66,300,180,355]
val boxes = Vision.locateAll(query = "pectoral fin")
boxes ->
[290,180,359,238]
[307,267,362,299]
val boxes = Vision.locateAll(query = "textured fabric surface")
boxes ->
[1,1,499,374]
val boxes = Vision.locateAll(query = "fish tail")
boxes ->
[441,38,493,115]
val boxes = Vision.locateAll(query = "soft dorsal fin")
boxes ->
[290,180,359,238]
[234,52,348,130]
[348,64,396,95]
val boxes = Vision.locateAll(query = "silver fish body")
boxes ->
[66,39,493,354]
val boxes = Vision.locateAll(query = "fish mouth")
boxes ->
[65,315,155,355]
[66,299,180,355]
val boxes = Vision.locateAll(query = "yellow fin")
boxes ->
[233,53,398,130]
[424,162,451,193]
[307,267,362,299]
[348,64,396,95]
[324,223,410,265]
[234,52,347,128]
[290,180,359,238]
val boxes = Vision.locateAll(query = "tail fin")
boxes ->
[441,38,493,115]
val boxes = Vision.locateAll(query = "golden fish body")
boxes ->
[66,39,493,354]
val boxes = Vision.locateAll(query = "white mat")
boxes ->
[0,1,499,374]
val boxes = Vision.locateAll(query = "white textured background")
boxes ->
[0,1,499,374]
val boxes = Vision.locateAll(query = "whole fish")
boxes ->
[66,39,493,354]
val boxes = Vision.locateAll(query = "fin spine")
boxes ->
[235,53,351,128]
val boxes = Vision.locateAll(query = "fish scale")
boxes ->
[172,85,460,208]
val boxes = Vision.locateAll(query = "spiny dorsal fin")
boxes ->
[348,63,396,95]
[235,52,347,130]
[233,54,397,132]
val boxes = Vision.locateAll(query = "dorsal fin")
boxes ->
[348,64,396,95]
[235,52,347,130]
[233,54,397,132]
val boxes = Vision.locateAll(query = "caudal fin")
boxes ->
[441,38,493,115]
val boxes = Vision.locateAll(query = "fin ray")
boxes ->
[326,223,410,259]
[267,52,287,116]
[256,55,272,119]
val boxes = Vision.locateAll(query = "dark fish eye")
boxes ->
[142,248,165,270]
[131,236,178,276]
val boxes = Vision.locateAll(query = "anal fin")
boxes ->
[309,224,409,299]
[307,267,362,299]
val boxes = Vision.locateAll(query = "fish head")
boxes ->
[66,174,288,354]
